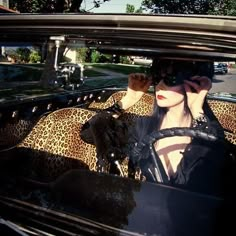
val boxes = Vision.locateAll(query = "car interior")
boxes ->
[0,14,236,236]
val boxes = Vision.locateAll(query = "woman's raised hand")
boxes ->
[184,76,212,118]
[126,73,152,98]
[119,73,152,110]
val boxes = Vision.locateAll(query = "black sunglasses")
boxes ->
[150,60,214,87]
[152,73,181,87]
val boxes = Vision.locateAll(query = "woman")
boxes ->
[81,58,225,196]
[128,59,225,196]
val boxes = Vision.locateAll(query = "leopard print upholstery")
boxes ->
[89,91,154,124]
[16,90,235,181]
[17,91,154,181]
[89,91,154,115]
[90,93,236,144]
[17,108,97,181]
[208,100,236,145]
[0,119,39,149]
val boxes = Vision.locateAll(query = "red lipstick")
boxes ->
[157,95,166,100]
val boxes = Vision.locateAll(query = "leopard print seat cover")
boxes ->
[208,100,236,145]
[18,91,154,181]
[18,91,235,181]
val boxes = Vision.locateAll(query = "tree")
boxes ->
[76,47,90,63]
[141,0,235,15]
[16,47,31,62]
[126,4,135,13]
[216,0,236,16]
[29,50,41,63]
[9,0,112,88]
[126,4,143,13]
[9,0,110,13]
[9,0,53,13]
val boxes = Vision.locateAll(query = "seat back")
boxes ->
[208,100,236,144]
[89,91,154,123]
[18,108,97,180]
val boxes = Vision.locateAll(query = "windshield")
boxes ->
[1,36,235,103]
[0,37,155,104]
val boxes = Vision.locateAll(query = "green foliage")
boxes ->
[29,50,41,63]
[9,0,109,13]
[76,47,90,63]
[126,3,143,13]
[9,0,49,13]
[120,56,131,64]
[91,51,111,63]
[16,47,31,62]
[215,0,236,16]
[9,0,83,13]
[141,0,235,15]
[126,4,135,13]
[91,51,100,63]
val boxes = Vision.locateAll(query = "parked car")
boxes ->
[0,14,235,236]
[214,63,229,74]
[219,63,229,73]
[214,63,224,74]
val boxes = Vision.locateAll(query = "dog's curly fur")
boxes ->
[80,111,129,173]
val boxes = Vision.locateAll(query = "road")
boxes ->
[210,69,236,94]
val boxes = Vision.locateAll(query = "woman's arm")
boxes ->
[183,75,212,119]
[183,76,224,136]
[106,73,152,118]
[80,73,151,144]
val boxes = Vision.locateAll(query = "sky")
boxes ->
[82,0,143,13]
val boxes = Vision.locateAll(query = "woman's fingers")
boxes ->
[130,73,148,81]
[184,80,201,93]
[143,78,152,90]
[190,76,212,90]
[184,76,212,93]
[129,73,151,91]
[183,82,192,94]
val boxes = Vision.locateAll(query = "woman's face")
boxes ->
[155,80,185,108]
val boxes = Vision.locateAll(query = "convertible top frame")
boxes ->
[1,14,236,60]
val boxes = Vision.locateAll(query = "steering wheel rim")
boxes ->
[131,127,221,184]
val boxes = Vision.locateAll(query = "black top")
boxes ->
[128,104,226,197]
[80,102,226,197]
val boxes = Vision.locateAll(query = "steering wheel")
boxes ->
[131,127,221,184]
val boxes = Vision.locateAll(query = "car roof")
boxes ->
[1,14,236,61]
